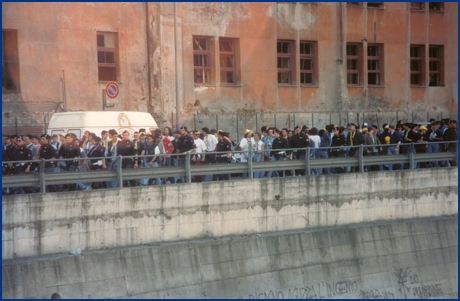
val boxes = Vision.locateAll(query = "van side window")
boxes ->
[67,129,81,139]
[51,130,65,136]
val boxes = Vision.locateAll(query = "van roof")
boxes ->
[48,111,158,128]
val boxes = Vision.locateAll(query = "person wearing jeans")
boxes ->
[386,125,402,170]
[252,132,265,178]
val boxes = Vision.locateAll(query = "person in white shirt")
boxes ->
[201,127,218,182]
[239,129,256,179]
[308,127,321,175]
[50,134,62,150]
[192,130,206,162]
[252,132,265,178]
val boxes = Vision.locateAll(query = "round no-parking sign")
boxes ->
[106,82,119,98]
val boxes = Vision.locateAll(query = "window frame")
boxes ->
[429,2,444,12]
[347,2,363,7]
[97,31,119,82]
[346,43,363,86]
[367,43,384,86]
[277,40,296,85]
[367,2,384,9]
[219,37,239,85]
[193,36,213,85]
[410,45,425,87]
[299,41,318,86]
[410,2,426,11]
[428,45,444,86]
[2,29,20,93]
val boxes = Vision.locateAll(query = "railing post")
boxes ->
[39,159,46,193]
[248,147,253,179]
[185,152,191,183]
[456,142,458,167]
[117,155,123,188]
[305,147,311,176]
[409,143,415,169]
[359,145,364,173]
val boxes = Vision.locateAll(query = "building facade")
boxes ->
[2,2,458,135]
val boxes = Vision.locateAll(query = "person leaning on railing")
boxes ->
[443,120,458,167]
[58,133,81,191]
[38,134,59,192]
[87,136,106,189]
[215,131,232,181]
[10,135,34,194]
[330,126,348,174]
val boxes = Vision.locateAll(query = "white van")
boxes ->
[47,111,158,139]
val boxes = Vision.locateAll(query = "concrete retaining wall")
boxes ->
[2,217,457,299]
[2,169,457,260]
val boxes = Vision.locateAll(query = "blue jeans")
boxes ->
[267,156,279,178]
[139,160,161,185]
[387,147,402,170]
[164,156,175,184]
[427,143,440,167]
[316,150,330,174]
[253,153,264,178]
[76,164,92,190]
[202,154,215,182]
[177,158,186,183]
[106,161,118,188]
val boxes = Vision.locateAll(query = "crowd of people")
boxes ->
[2,117,457,194]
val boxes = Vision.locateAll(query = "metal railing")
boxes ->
[2,142,457,192]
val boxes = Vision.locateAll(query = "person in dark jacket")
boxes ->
[317,124,333,174]
[331,126,348,173]
[59,134,81,191]
[346,123,365,172]
[387,124,402,170]
[117,130,138,187]
[87,136,106,189]
[443,120,458,166]
[39,134,59,192]
[12,136,34,194]
[271,129,289,177]
[290,125,309,175]
[215,131,232,181]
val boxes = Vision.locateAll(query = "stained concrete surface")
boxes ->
[2,216,457,298]
[2,168,457,260]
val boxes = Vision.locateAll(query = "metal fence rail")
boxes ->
[2,142,457,192]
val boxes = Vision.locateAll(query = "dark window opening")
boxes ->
[97,32,118,82]
[429,45,443,86]
[2,29,20,93]
[410,45,424,86]
[346,44,361,85]
[367,44,383,86]
[347,2,363,7]
[367,2,384,8]
[219,38,237,84]
[429,2,444,11]
[300,41,316,85]
[193,37,212,84]
[410,2,425,10]
[277,40,295,84]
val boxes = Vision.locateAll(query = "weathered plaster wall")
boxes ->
[156,2,457,129]
[2,217,457,298]
[2,2,149,135]
[2,3,458,136]
[2,168,457,261]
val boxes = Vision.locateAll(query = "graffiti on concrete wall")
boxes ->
[394,267,444,299]
[246,267,444,299]
[248,279,359,299]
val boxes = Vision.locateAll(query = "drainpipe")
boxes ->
[339,2,343,64]
[145,3,153,108]
[174,2,180,130]
[61,70,67,111]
